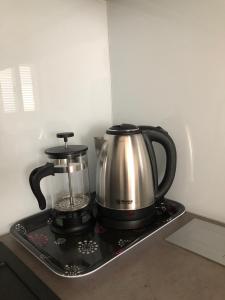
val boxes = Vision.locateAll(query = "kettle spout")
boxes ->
[94,137,105,157]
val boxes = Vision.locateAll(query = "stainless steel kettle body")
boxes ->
[96,124,177,214]
[96,133,154,210]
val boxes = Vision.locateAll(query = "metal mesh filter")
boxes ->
[55,194,89,211]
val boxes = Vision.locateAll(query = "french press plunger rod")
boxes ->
[56,132,75,209]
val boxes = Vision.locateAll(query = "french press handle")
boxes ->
[140,126,177,200]
[29,163,55,210]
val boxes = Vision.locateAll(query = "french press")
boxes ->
[29,132,93,234]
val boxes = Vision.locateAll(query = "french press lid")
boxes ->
[45,132,88,159]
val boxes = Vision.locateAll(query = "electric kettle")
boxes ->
[95,124,177,229]
[29,132,93,234]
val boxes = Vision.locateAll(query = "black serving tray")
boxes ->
[10,199,185,278]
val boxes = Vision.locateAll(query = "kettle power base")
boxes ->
[10,199,185,278]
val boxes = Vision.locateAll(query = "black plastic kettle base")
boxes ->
[10,199,185,278]
[96,203,156,230]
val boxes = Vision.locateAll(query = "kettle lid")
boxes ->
[107,124,141,135]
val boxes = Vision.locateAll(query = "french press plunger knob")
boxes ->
[56,132,74,148]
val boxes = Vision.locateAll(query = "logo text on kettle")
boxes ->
[116,199,133,205]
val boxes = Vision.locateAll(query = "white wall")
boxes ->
[107,0,225,222]
[0,0,112,234]
[2,0,225,235]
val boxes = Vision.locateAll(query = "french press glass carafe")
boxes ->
[29,132,93,234]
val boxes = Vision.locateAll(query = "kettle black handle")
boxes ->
[29,163,55,210]
[140,126,177,200]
